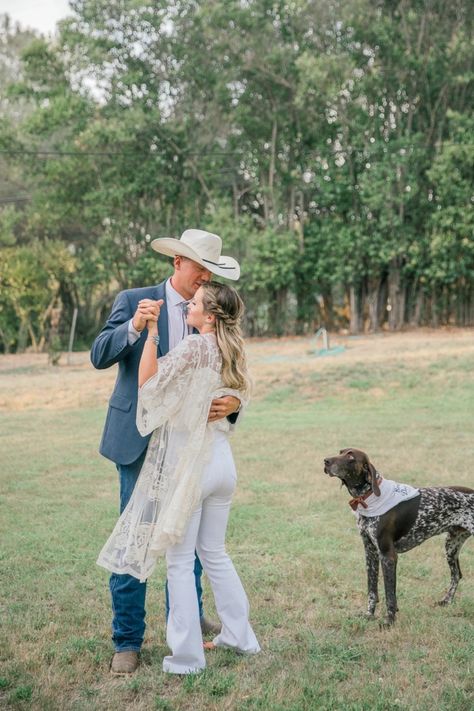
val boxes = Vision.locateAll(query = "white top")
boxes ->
[354,478,420,517]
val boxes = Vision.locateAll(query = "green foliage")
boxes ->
[245,229,298,293]
[0,0,473,347]
[427,113,474,285]
[0,205,20,246]
[0,240,75,352]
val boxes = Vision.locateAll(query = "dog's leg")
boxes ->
[362,532,379,618]
[438,527,471,606]
[376,525,399,626]
[379,549,398,626]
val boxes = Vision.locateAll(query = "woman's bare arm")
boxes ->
[138,299,163,387]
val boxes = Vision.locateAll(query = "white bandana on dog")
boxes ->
[351,478,420,517]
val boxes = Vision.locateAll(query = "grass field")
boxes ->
[1,329,474,711]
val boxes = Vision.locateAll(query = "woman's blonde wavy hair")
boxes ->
[201,282,251,396]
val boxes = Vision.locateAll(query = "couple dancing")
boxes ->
[91,229,260,675]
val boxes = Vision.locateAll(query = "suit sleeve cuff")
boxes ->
[128,319,142,345]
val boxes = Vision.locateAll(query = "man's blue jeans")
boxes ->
[110,451,204,652]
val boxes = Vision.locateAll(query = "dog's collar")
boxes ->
[348,475,383,511]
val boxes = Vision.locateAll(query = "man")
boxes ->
[91,229,241,674]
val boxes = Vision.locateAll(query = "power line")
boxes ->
[0,196,30,203]
[0,149,243,157]
[0,142,470,159]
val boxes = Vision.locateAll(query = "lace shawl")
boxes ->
[97,333,232,582]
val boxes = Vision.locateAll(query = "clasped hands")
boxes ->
[134,298,240,421]
[133,298,163,335]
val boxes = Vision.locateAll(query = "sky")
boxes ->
[0,0,72,35]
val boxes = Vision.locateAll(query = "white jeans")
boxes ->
[163,431,260,674]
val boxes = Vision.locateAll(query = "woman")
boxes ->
[97,282,260,673]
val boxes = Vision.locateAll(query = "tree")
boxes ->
[0,0,472,348]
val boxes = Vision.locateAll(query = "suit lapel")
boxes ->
[154,281,169,356]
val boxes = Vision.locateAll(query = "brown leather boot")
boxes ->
[110,651,139,674]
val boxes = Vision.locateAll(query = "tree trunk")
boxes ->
[16,321,28,353]
[430,289,439,327]
[233,181,240,220]
[378,278,388,327]
[318,289,335,331]
[288,186,295,231]
[269,287,287,336]
[295,286,307,335]
[261,175,270,224]
[268,117,278,224]
[410,289,424,327]
[387,260,405,330]
[399,284,407,328]
[0,327,11,353]
[366,278,383,332]
[349,285,363,334]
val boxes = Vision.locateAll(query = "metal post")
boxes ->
[314,326,329,351]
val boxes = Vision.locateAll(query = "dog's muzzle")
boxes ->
[324,459,337,477]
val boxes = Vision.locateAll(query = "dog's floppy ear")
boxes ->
[365,459,380,497]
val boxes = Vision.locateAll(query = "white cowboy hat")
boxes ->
[151,229,240,281]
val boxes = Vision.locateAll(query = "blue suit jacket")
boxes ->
[90,280,170,465]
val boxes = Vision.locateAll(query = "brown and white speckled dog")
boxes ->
[324,448,474,626]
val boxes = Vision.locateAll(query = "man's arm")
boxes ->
[91,292,162,370]
[208,395,241,423]
[90,291,137,370]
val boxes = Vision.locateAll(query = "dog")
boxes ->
[323,448,474,626]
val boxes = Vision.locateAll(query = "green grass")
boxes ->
[1,350,474,710]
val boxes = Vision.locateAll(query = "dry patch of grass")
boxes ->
[1,327,473,411]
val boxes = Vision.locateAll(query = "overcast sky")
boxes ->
[1,0,72,35]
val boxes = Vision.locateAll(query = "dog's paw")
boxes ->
[355,610,375,621]
[378,616,395,630]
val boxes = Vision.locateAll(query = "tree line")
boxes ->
[0,0,472,354]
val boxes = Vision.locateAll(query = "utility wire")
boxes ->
[0,142,470,158]
[0,149,244,157]
[0,196,30,203]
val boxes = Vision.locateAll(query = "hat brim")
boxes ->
[150,238,240,281]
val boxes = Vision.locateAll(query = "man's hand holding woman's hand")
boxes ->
[134,299,164,334]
